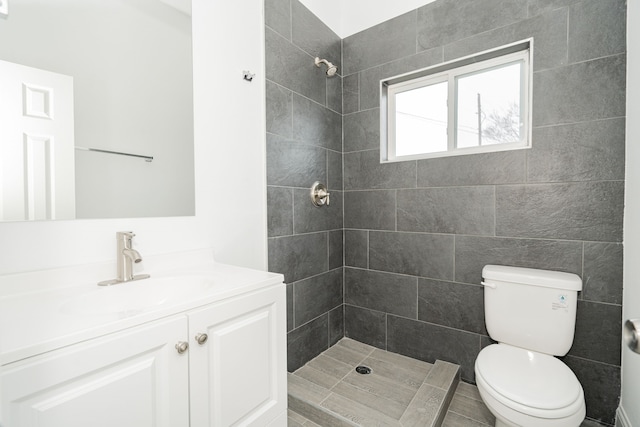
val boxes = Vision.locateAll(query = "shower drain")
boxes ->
[355,365,372,375]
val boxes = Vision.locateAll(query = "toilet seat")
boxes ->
[475,344,585,420]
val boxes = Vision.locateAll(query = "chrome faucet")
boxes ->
[98,231,150,286]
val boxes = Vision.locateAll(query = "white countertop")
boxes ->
[0,249,284,365]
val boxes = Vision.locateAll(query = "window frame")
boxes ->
[381,39,533,163]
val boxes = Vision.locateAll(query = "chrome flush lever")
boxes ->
[310,182,330,207]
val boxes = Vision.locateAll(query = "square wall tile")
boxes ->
[327,74,343,114]
[359,47,443,111]
[344,190,396,230]
[528,118,625,183]
[387,315,481,382]
[527,0,579,18]
[345,267,418,319]
[496,182,624,242]
[343,73,360,114]
[268,233,328,283]
[327,149,343,192]
[417,150,526,187]
[345,230,368,268]
[329,305,345,346]
[265,0,291,40]
[568,0,626,63]
[563,356,620,425]
[287,283,294,332]
[267,186,293,237]
[344,304,387,349]
[292,94,342,151]
[417,0,528,50]
[344,150,416,190]
[454,235,583,285]
[294,269,343,327]
[343,11,417,75]
[369,231,454,280]
[569,300,621,366]
[288,314,329,371]
[294,189,343,233]
[443,7,568,72]
[397,187,495,236]
[582,242,623,305]
[265,28,326,105]
[266,133,327,188]
[266,80,293,138]
[343,109,380,153]
[533,54,626,127]
[418,279,486,335]
[291,0,341,70]
[329,230,344,270]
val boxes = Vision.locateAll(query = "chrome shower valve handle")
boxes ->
[310,182,330,207]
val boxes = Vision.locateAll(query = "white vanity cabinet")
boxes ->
[188,284,287,426]
[1,316,191,427]
[1,282,287,427]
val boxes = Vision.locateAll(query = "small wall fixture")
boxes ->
[314,57,338,77]
[76,146,153,162]
[242,70,255,82]
[310,182,330,207]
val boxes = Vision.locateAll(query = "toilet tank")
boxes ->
[482,265,582,356]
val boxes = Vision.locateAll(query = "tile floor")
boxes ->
[288,380,492,427]
[442,382,494,426]
[288,338,610,427]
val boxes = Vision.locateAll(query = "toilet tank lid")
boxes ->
[482,265,582,291]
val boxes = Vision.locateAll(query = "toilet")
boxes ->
[475,265,586,427]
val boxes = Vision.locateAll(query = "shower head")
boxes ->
[315,57,338,77]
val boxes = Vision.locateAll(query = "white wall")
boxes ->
[621,1,640,425]
[0,0,267,275]
[300,0,436,38]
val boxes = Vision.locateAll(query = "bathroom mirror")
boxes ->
[0,0,194,221]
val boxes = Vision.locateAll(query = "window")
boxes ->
[381,40,532,162]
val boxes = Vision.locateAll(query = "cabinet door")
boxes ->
[1,316,189,427]
[189,285,287,427]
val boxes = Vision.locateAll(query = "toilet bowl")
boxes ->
[476,265,586,427]
[475,344,585,427]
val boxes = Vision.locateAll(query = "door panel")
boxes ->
[189,286,287,427]
[0,59,75,221]
[621,1,640,425]
[1,316,189,427]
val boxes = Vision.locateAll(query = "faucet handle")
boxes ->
[116,232,136,250]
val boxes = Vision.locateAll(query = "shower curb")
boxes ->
[287,342,460,427]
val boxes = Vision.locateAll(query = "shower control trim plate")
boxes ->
[310,182,330,207]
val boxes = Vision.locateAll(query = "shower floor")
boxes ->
[287,338,495,427]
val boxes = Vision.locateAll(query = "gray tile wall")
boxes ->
[341,0,625,425]
[265,0,344,372]
[265,0,625,424]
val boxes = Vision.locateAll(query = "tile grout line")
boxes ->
[320,343,376,398]
[446,409,493,427]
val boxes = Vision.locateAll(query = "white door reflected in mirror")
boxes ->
[0,60,75,221]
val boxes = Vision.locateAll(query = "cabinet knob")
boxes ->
[195,333,208,345]
[175,341,189,354]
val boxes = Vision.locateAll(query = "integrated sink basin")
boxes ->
[60,275,217,316]
[0,249,286,367]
